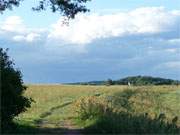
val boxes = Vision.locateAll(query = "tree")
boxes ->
[0,48,33,130]
[106,79,114,86]
[0,0,91,19]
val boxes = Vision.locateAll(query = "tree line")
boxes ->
[71,76,180,86]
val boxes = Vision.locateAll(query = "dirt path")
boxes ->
[34,101,83,134]
[63,120,83,135]
[35,119,83,134]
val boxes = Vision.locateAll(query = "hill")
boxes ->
[115,76,180,85]
[69,76,180,86]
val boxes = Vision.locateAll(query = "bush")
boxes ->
[74,95,180,134]
[0,48,33,131]
[74,96,112,120]
[85,111,179,134]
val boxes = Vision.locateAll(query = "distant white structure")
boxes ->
[128,81,131,86]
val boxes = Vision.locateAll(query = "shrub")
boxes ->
[106,79,114,86]
[74,95,180,134]
[74,96,112,120]
[0,48,33,131]
[85,112,179,134]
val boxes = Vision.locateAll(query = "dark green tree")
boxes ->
[106,79,114,86]
[0,0,91,18]
[0,48,33,130]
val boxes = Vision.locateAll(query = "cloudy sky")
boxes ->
[0,0,180,83]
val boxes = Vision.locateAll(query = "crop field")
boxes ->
[14,85,180,134]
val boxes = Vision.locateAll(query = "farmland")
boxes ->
[13,85,180,134]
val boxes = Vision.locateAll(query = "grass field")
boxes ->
[13,85,180,134]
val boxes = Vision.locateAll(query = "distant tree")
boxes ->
[0,0,91,19]
[106,79,114,86]
[115,76,179,86]
[0,48,33,130]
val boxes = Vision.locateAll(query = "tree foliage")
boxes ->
[106,78,114,86]
[0,48,32,129]
[115,76,180,86]
[71,76,180,86]
[0,0,90,18]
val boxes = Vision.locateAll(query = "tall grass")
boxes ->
[13,85,180,134]
[74,88,180,134]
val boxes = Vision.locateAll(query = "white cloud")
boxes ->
[0,16,46,43]
[13,33,41,42]
[0,7,180,45]
[0,16,26,33]
[13,35,25,41]
[48,7,180,44]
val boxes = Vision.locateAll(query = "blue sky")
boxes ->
[1,0,180,27]
[0,0,180,83]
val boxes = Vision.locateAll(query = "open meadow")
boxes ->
[1,1,180,134]
[13,85,180,134]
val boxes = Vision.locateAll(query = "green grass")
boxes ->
[16,85,127,124]
[14,85,180,133]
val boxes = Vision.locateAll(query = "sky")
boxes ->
[0,0,180,83]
